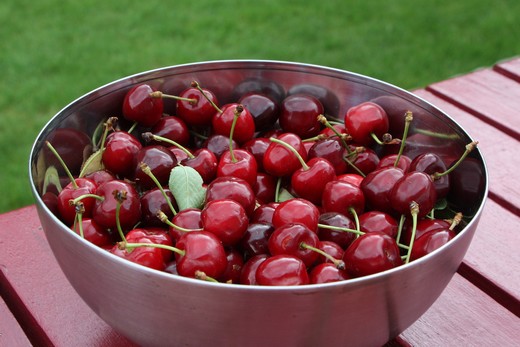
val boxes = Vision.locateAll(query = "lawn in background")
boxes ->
[1,0,519,212]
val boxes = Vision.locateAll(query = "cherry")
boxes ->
[238,92,280,132]
[205,176,256,216]
[337,173,364,187]
[376,154,412,173]
[410,228,456,261]
[344,101,389,146]
[291,157,337,205]
[346,147,380,176]
[389,171,437,218]
[240,254,268,285]
[203,134,238,159]
[272,198,320,232]
[201,199,249,246]
[314,240,344,265]
[218,248,244,284]
[343,231,403,278]
[322,180,365,224]
[43,128,92,176]
[150,116,190,146]
[409,152,450,199]
[174,230,227,279]
[57,177,98,225]
[263,132,307,177]
[253,172,277,205]
[176,84,219,127]
[279,94,323,138]
[268,223,320,267]
[134,145,178,190]
[92,180,142,231]
[307,137,349,175]
[123,227,174,262]
[250,202,278,225]
[401,213,460,246]
[242,137,271,172]
[168,208,203,241]
[140,187,176,227]
[232,77,286,105]
[360,166,404,215]
[180,148,218,184]
[71,217,112,247]
[122,84,163,127]
[309,263,350,284]
[212,104,255,144]
[358,211,398,239]
[102,131,142,178]
[317,212,357,249]
[84,169,116,187]
[217,149,258,188]
[256,255,309,286]
[239,222,274,260]
[287,83,340,116]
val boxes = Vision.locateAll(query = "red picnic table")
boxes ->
[1,57,520,346]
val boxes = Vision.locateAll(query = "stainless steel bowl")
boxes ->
[29,60,488,347]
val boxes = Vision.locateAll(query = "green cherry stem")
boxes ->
[349,207,361,233]
[431,141,478,180]
[269,137,309,171]
[317,114,352,152]
[113,190,128,242]
[142,132,195,159]
[127,121,139,134]
[156,211,203,233]
[149,91,197,104]
[317,223,364,237]
[74,201,86,239]
[274,177,283,203]
[395,214,406,245]
[228,105,243,163]
[139,162,177,216]
[192,81,222,113]
[45,141,78,189]
[394,111,413,168]
[299,242,346,269]
[119,241,185,257]
[194,270,220,283]
[404,201,419,264]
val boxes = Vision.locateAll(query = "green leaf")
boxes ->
[79,149,104,177]
[168,165,206,211]
[42,165,62,194]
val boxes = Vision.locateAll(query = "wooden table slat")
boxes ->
[413,89,520,216]
[493,57,520,83]
[0,295,32,347]
[426,68,520,141]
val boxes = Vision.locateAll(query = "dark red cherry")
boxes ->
[217,149,258,188]
[358,211,398,239]
[256,255,309,286]
[343,231,403,278]
[242,137,271,172]
[263,133,307,177]
[346,147,380,176]
[400,218,451,246]
[232,78,285,105]
[238,92,280,132]
[134,145,178,190]
[344,101,389,146]
[240,254,269,285]
[203,134,238,159]
[92,180,141,231]
[309,263,350,284]
[71,217,112,247]
[389,171,437,218]
[268,223,320,267]
[287,83,340,116]
[205,176,256,217]
[250,202,278,225]
[84,170,116,187]
[180,148,218,184]
[279,94,323,139]
[44,128,92,176]
[307,137,349,175]
[218,248,244,284]
[410,228,456,261]
[317,212,357,249]
[150,116,190,146]
[140,187,176,227]
[377,154,412,173]
[361,166,404,214]
[253,172,277,205]
[212,103,255,144]
[102,131,142,178]
[176,85,218,127]
[201,199,249,246]
[57,178,98,225]
[272,198,320,232]
[123,84,163,127]
[322,180,365,218]
[174,230,227,279]
[291,157,337,205]
[410,152,450,199]
[315,240,344,265]
[239,222,274,260]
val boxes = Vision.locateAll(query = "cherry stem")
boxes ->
[142,133,194,159]
[191,81,222,113]
[449,212,463,230]
[431,141,478,180]
[74,202,85,239]
[349,207,361,233]
[149,91,197,104]
[302,134,327,143]
[189,130,208,140]
[156,211,202,233]
[317,223,364,236]
[370,132,385,146]
[45,141,78,189]
[228,105,243,163]
[274,177,283,203]
[404,201,419,264]
[394,111,413,168]
[195,270,219,283]
[99,117,118,153]
[342,155,366,178]
[395,214,406,244]
[139,162,177,216]
[119,241,185,257]
[69,193,105,206]
[127,121,139,134]
[269,137,309,171]
[113,190,128,242]
[317,115,352,153]
[300,242,346,270]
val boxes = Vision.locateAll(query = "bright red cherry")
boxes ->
[57,177,98,225]
[268,223,320,267]
[410,228,456,261]
[389,171,437,218]
[409,152,450,199]
[217,149,258,188]
[344,101,389,146]
[322,180,365,218]
[212,103,255,144]
[102,131,142,178]
[150,116,190,146]
[205,176,256,217]
[272,198,320,232]
[201,199,249,246]
[309,263,350,284]
[256,255,310,286]
[358,211,398,239]
[360,166,404,215]
[317,212,357,249]
[70,217,112,247]
[376,154,412,173]
[263,133,307,177]
[291,157,337,205]
[253,172,277,205]
[181,148,218,184]
[176,85,219,127]
[122,84,163,127]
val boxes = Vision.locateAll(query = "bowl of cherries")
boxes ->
[29,60,487,347]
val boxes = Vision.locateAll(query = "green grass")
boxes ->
[1,0,520,213]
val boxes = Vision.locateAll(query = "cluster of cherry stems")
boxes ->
[43,79,476,286]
